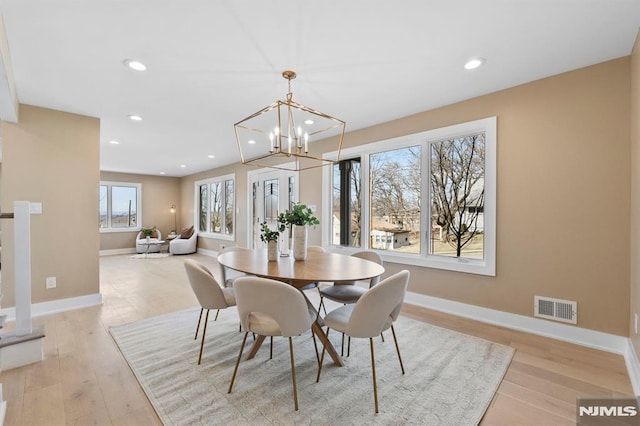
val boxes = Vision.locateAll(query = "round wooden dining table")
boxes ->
[217,248,385,366]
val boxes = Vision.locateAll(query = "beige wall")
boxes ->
[630,32,640,350]
[183,57,632,336]
[100,171,180,251]
[1,104,100,307]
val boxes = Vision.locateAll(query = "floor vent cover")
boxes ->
[534,296,577,324]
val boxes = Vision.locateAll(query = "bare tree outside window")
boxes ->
[210,182,222,233]
[199,184,208,232]
[430,134,485,258]
[225,179,234,234]
[369,146,421,252]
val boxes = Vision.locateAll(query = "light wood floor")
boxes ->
[0,253,633,425]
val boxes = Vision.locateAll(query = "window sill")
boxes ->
[99,228,141,234]
[197,232,235,241]
[327,245,495,276]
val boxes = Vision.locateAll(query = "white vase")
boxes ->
[267,240,278,261]
[146,236,151,243]
[292,225,308,261]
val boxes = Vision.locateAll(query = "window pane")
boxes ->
[111,186,137,228]
[332,164,340,245]
[263,178,279,220]
[99,185,108,228]
[288,176,295,211]
[225,179,234,235]
[333,160,362,247]
[370,146,421,252]
[349,161,361,247]
[210,182,222,233]
[199,184,208,232]
[430,134,485,259]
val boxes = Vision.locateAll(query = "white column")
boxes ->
[13,201,32,336]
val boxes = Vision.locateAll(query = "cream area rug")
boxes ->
[129,253,171,259]
[109,307,514,425]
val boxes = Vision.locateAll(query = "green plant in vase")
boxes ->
[141,226,156,240]
[277,203,320,227]
[278,203,319,260]
[260,221,284,261]
[259,221,283,243]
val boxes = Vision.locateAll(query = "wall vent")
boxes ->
[534,296,577,324]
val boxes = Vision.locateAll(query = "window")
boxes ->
[332,158,361,247]
[99,181,142,232]
[195,174,235,239]
[322,117,496,276]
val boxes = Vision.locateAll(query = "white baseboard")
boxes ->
[100,248,136,256]
[197,248,217,257]
[0,293,103,322]
[405,291,628,354]
[625,341,640,396]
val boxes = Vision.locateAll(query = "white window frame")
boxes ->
[99,181,142,233]
[322,117,496,276]
[194,173,235,241]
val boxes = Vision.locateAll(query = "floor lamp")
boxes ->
[170,204,177,233]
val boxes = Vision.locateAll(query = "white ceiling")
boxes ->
[0,0,639,177]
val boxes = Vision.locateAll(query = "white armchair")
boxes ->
[170,227,197,255]
[135,229,162,254]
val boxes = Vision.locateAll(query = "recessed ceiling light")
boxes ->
[109,140,120,145]
[248,140,256,145]
[304,119,314,125]
[160,172,166,175]
[208,155,216,158]
[464,57,485,70]
[180,164,186,168]
[128,114,143,121]
[123,59,147,71]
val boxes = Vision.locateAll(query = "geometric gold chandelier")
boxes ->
[234,70,345,171]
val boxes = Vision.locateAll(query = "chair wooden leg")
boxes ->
[390,325,405,374]
[347,336,351,357]
[369,337,379,414]
[380,331,385,342]
[194,308,203,340]
[197,309,210,365]
[288,337,299,411]
[316,328,330,382]
[228,331,249,393]
[270,336,273,360]
[341,333,345,356]
[214,309,220,321]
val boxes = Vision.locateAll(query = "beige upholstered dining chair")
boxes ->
[317,250,384,355]
[228,276,316,411]
[184,259,236,365]
[316,270,410,414]
[219,246,249,287]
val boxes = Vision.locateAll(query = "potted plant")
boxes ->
[260,221,283,261]
[141,226,156,243]
[278,203,319,260]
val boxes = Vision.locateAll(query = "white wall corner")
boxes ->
[0,10,18,123]
[625,340,640,396]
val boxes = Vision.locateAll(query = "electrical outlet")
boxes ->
[46,276,56,289]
